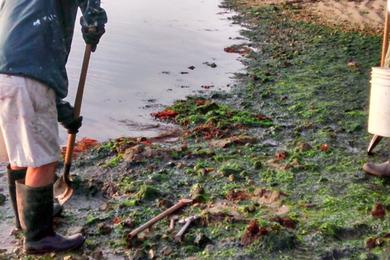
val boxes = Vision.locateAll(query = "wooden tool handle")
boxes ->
[381,1,390,67]
[63,44,92,179]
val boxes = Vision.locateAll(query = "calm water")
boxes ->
[64,0,245,142]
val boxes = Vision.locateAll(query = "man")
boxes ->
[362,41,390,178]
[0,0,107,254]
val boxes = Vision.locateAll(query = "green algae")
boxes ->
[135,184,162,201]
[167,97,273,129]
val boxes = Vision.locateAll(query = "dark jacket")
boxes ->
[0,0,107,99]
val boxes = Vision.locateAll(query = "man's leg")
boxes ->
[0,75,84,253]
[25,162,56,188]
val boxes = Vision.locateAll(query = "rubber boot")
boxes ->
[363,161,390,178]
[16,180,84,254]
[7,166,63,229]
[7,166,26,229]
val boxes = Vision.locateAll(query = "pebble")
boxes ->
[148,249,156,259]
[194,233,211,247]
[161,246,173,256]
[99,202,109,211]
[0,193,6,206]
[97,223,112,235]
[67,226,84,235]
[165,161,176,168]
[91,250,104,260]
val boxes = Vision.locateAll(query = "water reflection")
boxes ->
[64,0,245,141]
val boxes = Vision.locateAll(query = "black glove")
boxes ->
[57,100,83,134]
[79,0,107,52]
[81,20,105,52]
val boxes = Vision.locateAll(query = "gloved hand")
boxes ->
[80,22,105,52]
[56,100,83,134]
[80,4,107,52]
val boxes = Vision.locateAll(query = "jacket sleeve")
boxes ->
[77,0,107,28]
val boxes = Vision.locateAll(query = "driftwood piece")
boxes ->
[169,215,179,232]
[128,199,193,240]
[174,215,199,242]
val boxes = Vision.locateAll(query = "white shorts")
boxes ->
[0,74,60,167]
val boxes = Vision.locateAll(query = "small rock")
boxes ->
[132,249,147,259]
[320,143,330,152]
[161,246,173,256]
[137,137,147,142]
[298,142,312,152]
[201,85,215,89]
[122,218,134,229]
[176,162,185,169]
[188,66,196,70]
[366,237,383,249]
[252,159,262,169]
[0,193,5,206]
[91,250,104,260]
[275,150,288,161]
[99,202,109,211]
[68,226,84,235]
[97,223,112,235]
[161,233,170,239]
[137,232,148,241]
[194,233,211,247]
[12,247,22,255]
[203,62,217,68]
[165,161,176,167]
[347,60,359,70]
[148,249,156,259]
[263,139,278,147]
[136,184,162,201]
[123,144,145,162]
[210,135,257,148]
[247,179,256,186]
[371,203,386,219]
[190,184,204,197]
[244,205,256,213]
[157,199,173,208]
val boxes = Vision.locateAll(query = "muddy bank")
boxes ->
[239,0,386,35]
[1,0,390,259]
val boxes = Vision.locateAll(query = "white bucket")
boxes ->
[368,67,390,137]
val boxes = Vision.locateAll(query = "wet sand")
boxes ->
[243,0,386,33]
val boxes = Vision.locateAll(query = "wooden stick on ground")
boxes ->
[127,199,193,240]
[174,215,199,242]
[169,215,179,232]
